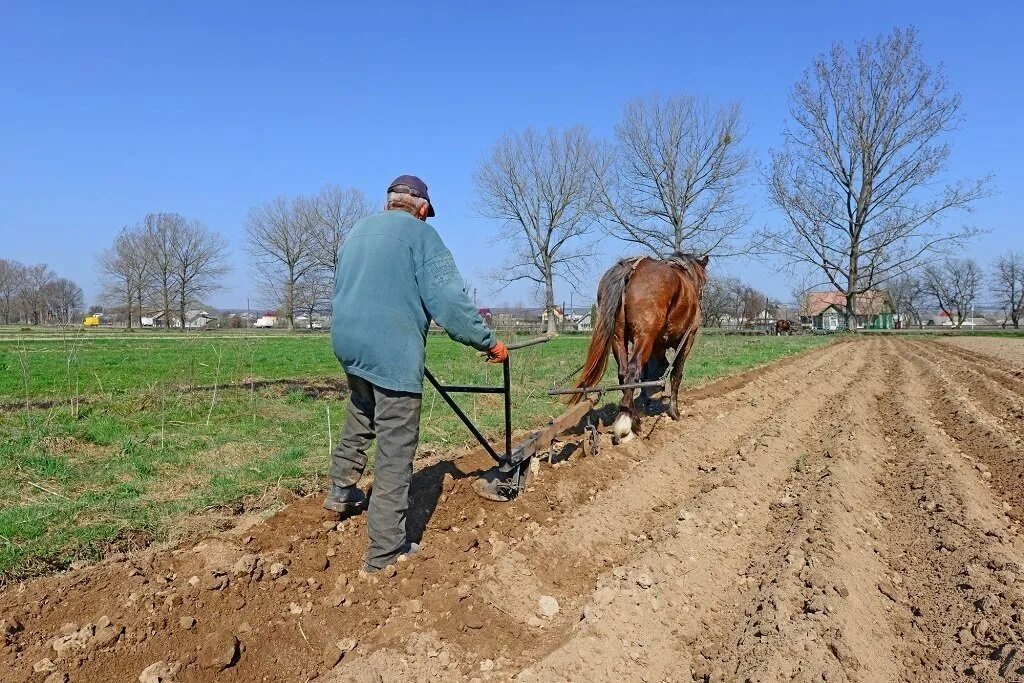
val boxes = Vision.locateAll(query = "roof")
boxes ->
[806,291,892,316]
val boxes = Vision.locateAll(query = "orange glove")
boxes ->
[486,340,508,364]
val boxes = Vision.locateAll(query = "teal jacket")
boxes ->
[331,210,496,393]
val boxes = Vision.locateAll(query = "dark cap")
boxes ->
[387,174,435,217]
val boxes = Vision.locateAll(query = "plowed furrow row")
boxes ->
[877,341,1024,681]
[903,341,1024,520]
[507,337,874,682]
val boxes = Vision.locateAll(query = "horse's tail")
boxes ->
[570,260,633,404]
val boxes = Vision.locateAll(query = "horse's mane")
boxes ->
[665,252,709,290]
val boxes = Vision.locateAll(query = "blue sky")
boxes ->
[1,1,1021,309]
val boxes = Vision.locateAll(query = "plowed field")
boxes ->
[4,336,1024,683]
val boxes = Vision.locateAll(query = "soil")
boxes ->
[3,336,1024,683]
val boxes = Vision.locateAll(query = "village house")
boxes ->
[803,291,894,331]
[148,310,217,329]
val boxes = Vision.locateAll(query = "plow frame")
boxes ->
[423,335,557,498]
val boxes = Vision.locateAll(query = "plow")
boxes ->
[425,332,683,501]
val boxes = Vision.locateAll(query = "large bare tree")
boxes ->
[170,219,229,329]
[139,212,227,329]
[762,28,989,330]
[475,126,600,335]
[921,258,982,328]
[98,226,151,328]
[597,94,751,257]
[246,196,318,330]
[991,251,1024,328]
[142,212,184,328]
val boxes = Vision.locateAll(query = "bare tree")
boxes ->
[761,27,989,331]
[98,227,142,327]
[246,196,317,330]
[475,126,600,335]
[171,219,230,329]
[888,272,929,328]
[19,264,56,325]
[293,270,332,328]
[787,271,824,325]
[309,185,371,276]
[700,276,733,327]
[0,258,26,324]
[921,258,982,328]
[139,212,226,329]
[142,212,185,328]
[991,251,1024,328]
[41,277,84,325]
[597,94,751,257]
[124,228,154,324]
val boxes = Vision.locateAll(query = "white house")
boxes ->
[253,315,277,329]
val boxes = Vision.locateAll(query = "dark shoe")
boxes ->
[362,542,421,573]
[323,483,366,515]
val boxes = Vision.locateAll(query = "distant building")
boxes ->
[150,310,217,329]
[803,291,894,331]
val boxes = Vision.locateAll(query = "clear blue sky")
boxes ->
[2,1,1021,309]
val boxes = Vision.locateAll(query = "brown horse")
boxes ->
[775,319,792,335]
[571,254,708,443]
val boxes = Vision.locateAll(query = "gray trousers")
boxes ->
[330,373,422,570]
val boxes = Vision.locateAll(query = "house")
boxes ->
[253,314,277,329]
[185,311,216,329]
[803,291,894,331]
[151,310,217,329]
[575,310,593,332]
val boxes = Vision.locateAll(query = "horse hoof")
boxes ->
[612,413,632,442]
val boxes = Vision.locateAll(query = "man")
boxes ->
[327,174,508,572]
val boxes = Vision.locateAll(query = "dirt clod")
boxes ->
[538,596,560,618]
[322,643,343,669]
[198,633,240,671]
[138,660,181,683]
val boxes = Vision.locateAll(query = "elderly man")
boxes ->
[327,174,507,572]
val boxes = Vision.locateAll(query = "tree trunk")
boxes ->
[544,268,557,336]
[126,289,133,329]
[845,290,857,332]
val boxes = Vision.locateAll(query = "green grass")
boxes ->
[0,330,830,581]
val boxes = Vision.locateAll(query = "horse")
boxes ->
[775,319,792,336]
[571,253,708,444]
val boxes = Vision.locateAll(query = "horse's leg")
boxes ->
[610,311,634,444]
[639,349,668,412]
[615,331,655,442]
[667,329,698,421]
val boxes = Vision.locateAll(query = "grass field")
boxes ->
[0,329,831,580]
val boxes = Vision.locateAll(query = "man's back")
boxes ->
[331,210,494,393]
